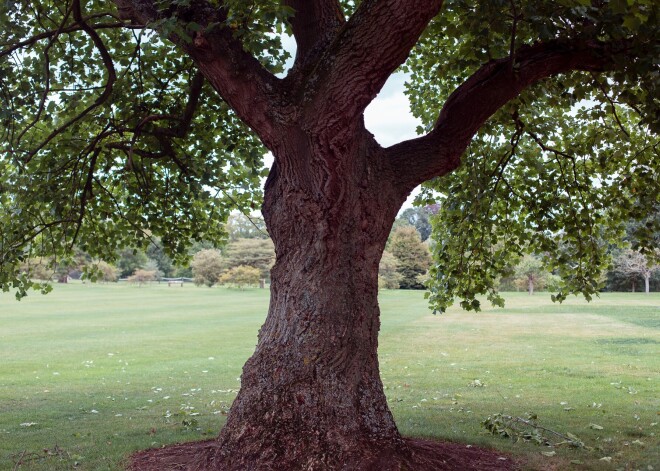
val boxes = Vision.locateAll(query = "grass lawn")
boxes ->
[0,284,658,470]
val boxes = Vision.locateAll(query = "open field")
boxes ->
[0,285,658,470]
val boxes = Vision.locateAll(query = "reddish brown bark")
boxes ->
[196,122,409,469]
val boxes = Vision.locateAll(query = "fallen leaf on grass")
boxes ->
[589,423,604,430]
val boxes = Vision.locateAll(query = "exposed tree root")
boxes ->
[128,437,517,471]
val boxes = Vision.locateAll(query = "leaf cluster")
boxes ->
[0,0,276,297]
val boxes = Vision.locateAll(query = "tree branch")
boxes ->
[112,0,284,148]
[302,0,443,131]
[20,0,117,164]
[0,16,142,59]
[388,38,632,190]
[284,0,345,70]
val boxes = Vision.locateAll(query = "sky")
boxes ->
[363,72,422,148]
[365,73,423,208]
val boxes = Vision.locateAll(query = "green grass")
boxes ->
[1,285,658,470]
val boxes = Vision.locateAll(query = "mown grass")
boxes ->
[0,285,658,470]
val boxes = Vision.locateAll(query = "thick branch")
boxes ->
[112,0,284,148]
[285,0,344,70]
[388,39,631,190]
[302,0,443,131]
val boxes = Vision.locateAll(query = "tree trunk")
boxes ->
[194,128,413,469]
[644,274,650,294]
[527,276,534,296]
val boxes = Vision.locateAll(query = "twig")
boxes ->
[12,449,27,471]
[591,73,630,138]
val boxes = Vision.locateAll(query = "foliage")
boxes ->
[422,103,657,312]
[483,413,585,449]
[117,248,149,279]
[127,269,157,285]
[0,0,657,312]
[225,213,268,241]
[93,260,119,282]
[218,265,261,289]
[18,249,91,283]
[397,207,433,242]
[19,257,55,281]
[146,239,174,278]
[513,255,549,295]
[221,238,274,279]
[1,0,270,298]
[613,248,659,293]
[143,259,164,281]
[389,227,431,290]
[191,249,223,287]
[378,250,402,290]
[407,2,659,312]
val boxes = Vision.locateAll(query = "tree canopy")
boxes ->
[2,1,657,305]
[1,1,658,304]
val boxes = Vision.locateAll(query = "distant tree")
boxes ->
[218,265,261,289]
[128,269,156,286]
[222,238,275,279]
[174,266,194,279]
[191,249,224,287]
[514,255,548,295]
[94,261,120,282]
[55,246,92,282]
[143,259,164,281]
[378,251,402,290]
[117,248,148,278]
[20,257,54,281]
[389,227,431,290]
[226,213,269,241]
[397,207,433,242]
[146,240,174,278]
[20,248,91,282]
[614,249,659,293]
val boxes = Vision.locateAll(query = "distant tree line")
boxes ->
[381,206,659,294]
[19,210,659,293]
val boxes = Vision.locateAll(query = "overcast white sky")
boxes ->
[363,72,421,148]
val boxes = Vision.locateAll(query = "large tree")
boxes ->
[614,248,659,293]
[1,1,658,469]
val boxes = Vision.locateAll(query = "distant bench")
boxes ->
[167,280,184,287]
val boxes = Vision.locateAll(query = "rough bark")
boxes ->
[185,123,413,469]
